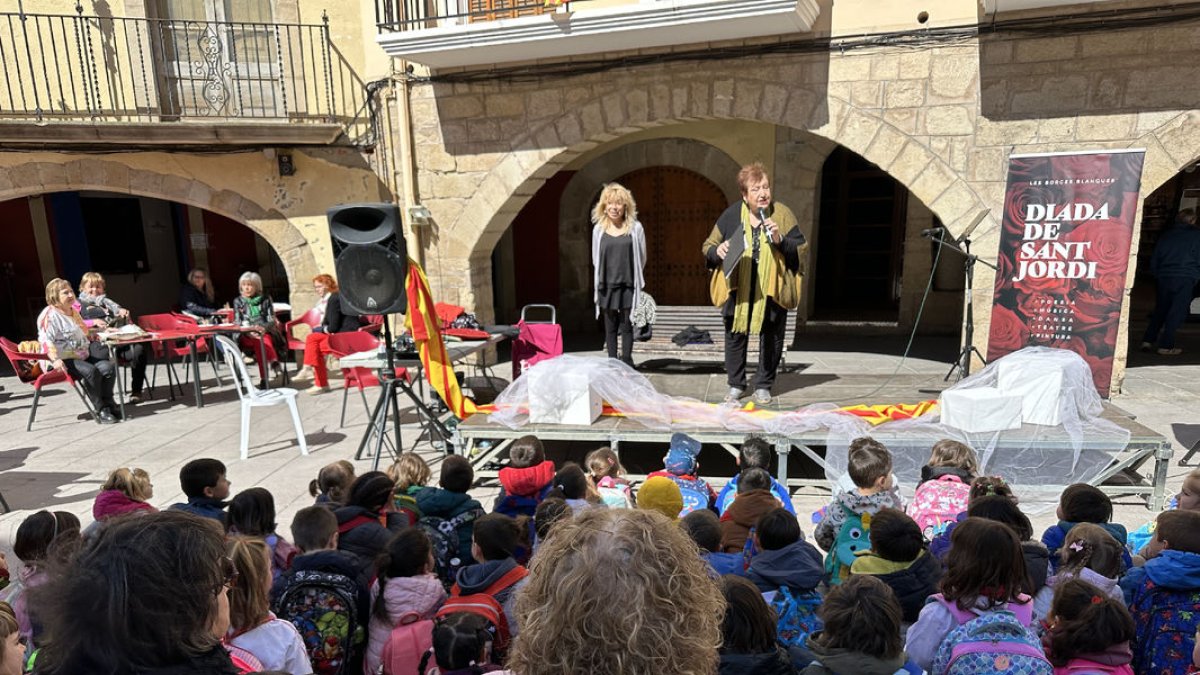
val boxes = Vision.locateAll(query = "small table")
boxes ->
[103,328,205,418]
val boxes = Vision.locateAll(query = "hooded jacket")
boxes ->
[365,573,447,675]
[747,539,824,596]
[1042,521,1132,573]
[719,647,796,675]
[851,550,943,623]
[801,635,921,675]
[333,505,395,572]
[417,487,484,562]
[1119,548,1200,605]
[720,489,782,553]
[93,489,156,521]
[1033,566,1123,624]
[497,461,555,498]
[814,487,903,552]
[455,558,528,638]
[703,551,747,578]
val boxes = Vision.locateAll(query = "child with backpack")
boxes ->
[273,507,370,675]
[225,536,312,674]
[746,509,824,650]
[647,432,717,515]
[1128,468,1200,556]
[1042,578,1135,675]
[585,446,634,509]
[908,440,977,539]
[716,436,794,515]
[1042,484,1131,574]
[1121,509,1200,674]
[417,456,486,576]
[366,528,447,675]
[680,509,744,577]
[904,517,1047,674]
[227,487,299,584]
[1033,523,1126,627]
[720,468,784,553]
[335,472,406,577]
[635,476,684,521]
[418,612,504,675]
[802,575,923,675]
[814,438,903,585]
[965,495,1051,594]
[929,476,1015,561]
[718,575,796,674]
[442,514,530,660]
[546,462,605,515]
[168,458,230,522]
[493,435,555,518]
[386,453,432,526]
[849,508,942,624]
[309,460,356,507]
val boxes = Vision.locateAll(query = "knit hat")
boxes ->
[664,433,701,476]
[637,476,684,521]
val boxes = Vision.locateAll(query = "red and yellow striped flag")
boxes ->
[405,260,478,419]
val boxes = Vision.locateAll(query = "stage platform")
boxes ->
[453,364,1172,510]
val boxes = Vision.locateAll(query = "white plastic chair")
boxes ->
[214,335,308,459]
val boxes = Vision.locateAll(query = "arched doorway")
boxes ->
[611,166,727,306]
[814,146,908,320]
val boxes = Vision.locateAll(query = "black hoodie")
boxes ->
[860,551,943,622]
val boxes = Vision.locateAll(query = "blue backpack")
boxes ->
[930,595,1052,675]
[769,586,822,648]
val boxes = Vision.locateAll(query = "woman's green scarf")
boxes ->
[731,202,778,335]
[245,295,266,321]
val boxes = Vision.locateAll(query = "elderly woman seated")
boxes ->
[179,268,220,320]
[77,271,149,403]
[232,271,284,386]
[36,278,119,424]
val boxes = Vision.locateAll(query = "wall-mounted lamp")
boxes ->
[277,152,296,177]
[408,204,433,226]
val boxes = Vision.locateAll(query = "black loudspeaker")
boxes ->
[327,203,408,315]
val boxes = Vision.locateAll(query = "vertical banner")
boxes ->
[987,150,1145,398]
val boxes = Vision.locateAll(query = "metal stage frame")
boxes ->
[454,403,1173,510]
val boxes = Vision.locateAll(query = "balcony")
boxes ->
[375,0,822,70]
[0,10,370,147]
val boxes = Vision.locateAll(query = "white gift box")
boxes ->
[997,359,1064,426]
[527,368,602,425]
[939,387,1024,433]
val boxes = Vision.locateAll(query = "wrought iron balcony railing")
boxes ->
[0,8,370,142]
[376,0,580,32]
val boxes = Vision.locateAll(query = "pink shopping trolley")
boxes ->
[511,304,562,379]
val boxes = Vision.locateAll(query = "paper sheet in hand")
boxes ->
[722,223,745,278]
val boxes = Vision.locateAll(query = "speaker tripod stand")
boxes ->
[354,318,454,471]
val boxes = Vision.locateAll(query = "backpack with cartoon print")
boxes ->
[273,569,364,675]
[822,506,870,586]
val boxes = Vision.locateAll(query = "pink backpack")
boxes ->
[907,474,970,539]
[379,613,434,675]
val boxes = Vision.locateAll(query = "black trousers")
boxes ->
[603,307,634,365]
[116,343,148,394]
[65,352,117,412]
[724,299,788,390]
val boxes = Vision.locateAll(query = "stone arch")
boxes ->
[0,158,318,304]
[554,138,742,315]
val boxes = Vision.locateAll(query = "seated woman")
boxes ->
[36,278,119,424]
[294,274,363,394]
[232,271,284,386]
[77,272,150,403]
[179,268,220,320]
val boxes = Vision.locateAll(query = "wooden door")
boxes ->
[814,147,907,318]
[614,167,727,306]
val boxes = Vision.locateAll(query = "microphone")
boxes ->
[758,207,767,223]
[921,226,945,238]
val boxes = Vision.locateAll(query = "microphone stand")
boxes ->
[924,228,998,382]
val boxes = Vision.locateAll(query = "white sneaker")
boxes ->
[307,384,330,395]
[753,388,772,405]
[723,387,745,404]
[293,365,313,381]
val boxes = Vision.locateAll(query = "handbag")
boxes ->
[634,322,652,342]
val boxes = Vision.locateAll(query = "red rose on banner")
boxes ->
[988,305,1031,357]
[1082,320,1120,357]
[1067,220,1133,278]
[1090,272,1125,303]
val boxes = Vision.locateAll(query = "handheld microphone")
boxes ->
[758,207,767,223]
[921,226,944,238]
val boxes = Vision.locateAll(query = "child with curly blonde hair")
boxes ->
[92,467,156,522]
[386,453,432,525]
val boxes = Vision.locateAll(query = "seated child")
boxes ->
[532,497,571,555]
[1042,578,1135,674]
[0,600,26,675]
[803,575,922,675]
[1033,522,1126,626]
[386,453,431,525]
[681,509,744,577]
[455,514,530,643]
[849,508,942,624]
[92,467,156,522]
[814,437,903,584]
[546,462,605,515]
[494,434,555,517]
[747,508,823,603]
[2,511,81,646]
[929,475,1015,560]
[636,476,684,521]
[335,472,405,572]
[417,456,486,565]
[309,460,355,507]
[1121,509,1200,673]
[718,575,796,673]
[586,446,634,509]
[1042,484,1131,573]
[227,487,299,583]
[274,505,371,615]
[966,495,1051,593]
[918,438,978,485]
[225,536,312,674]
[1128,468,1200,556]
[716,437,794,515]
[908,440,976,540]
[168,458,230,521]
[647,432,717,515]
[720,468,783,553]
[364,528,447,675]
[905,518,1041,672]
[418,612,502,675]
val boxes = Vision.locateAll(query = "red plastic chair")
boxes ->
[169,313,224,385]
[327,331,411,428]
[285,307,322,352]
[1,336,99,431]
[358,314,385,334]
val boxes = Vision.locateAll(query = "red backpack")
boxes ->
[435,566,528,658]
[380,613,434,675]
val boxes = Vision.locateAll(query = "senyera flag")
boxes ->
[987,149,1145,398]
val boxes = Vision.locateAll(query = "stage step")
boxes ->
[634,305,799,357]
